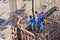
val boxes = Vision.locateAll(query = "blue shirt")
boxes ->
[40,13,44,19]
[35,18,41,26]
[40,13,45,22]
[29,17,35,24]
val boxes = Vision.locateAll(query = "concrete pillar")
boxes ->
[9,0,17,12]
[34,0,41,12]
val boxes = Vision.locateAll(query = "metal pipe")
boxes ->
[32,0,34,17]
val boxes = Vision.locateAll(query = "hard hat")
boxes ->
[38,11,41,14]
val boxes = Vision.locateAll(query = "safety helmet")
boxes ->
[38,11,41,14]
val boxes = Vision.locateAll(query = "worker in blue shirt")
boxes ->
[40,23,46,33]
[35,16,41,33]
[29,15,35,31]
[34,11,42,32]
[40,12,45,22]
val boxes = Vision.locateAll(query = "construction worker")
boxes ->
[35,18,41,32]
[17,16,22,31]
[29,15,35,31]
[39,11,45,22]
[17,16,27,25]
[40,22,46,33]
[35,11,41,33]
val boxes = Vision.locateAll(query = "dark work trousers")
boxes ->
[31,24,35,31]
[35,26,40,33]
[17,25,21,32]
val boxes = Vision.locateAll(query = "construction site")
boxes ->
[0,0,60,40]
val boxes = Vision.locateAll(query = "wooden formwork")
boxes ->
[14,27,48,40]
[20,28,36,40]
[20,27,50,40]
[11,27,18,40]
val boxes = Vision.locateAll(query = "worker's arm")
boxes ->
[17,18,22,25]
